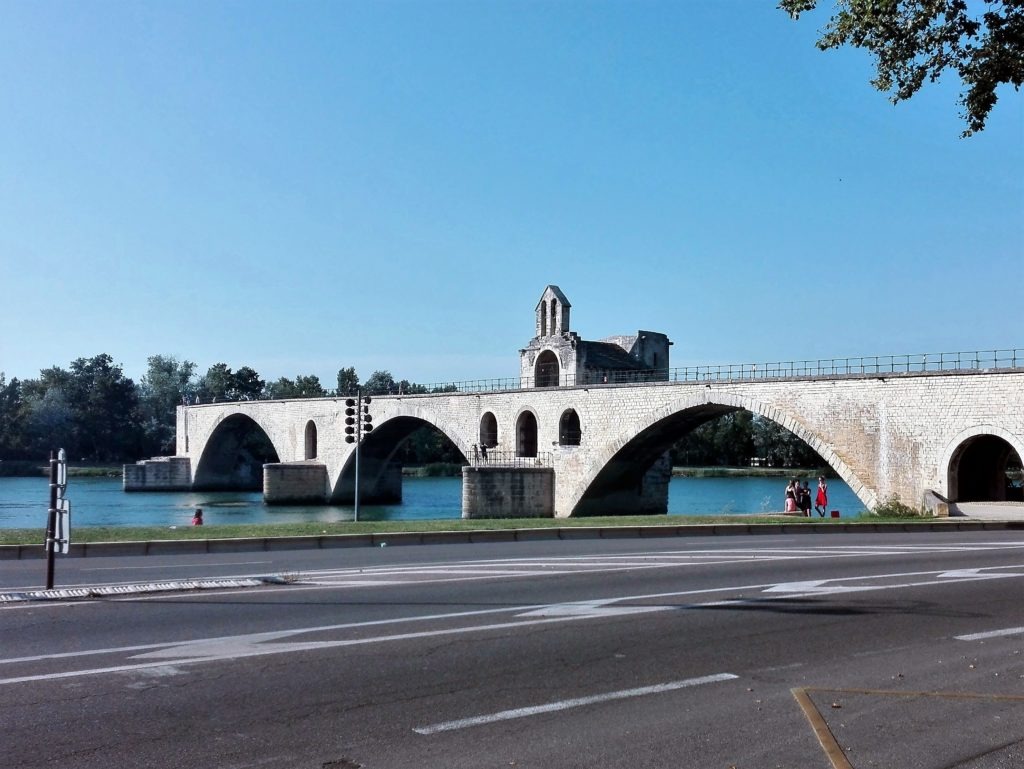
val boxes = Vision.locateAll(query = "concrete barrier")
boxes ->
[3,520,1024,560]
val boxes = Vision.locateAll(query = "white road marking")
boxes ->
[412,673,739,734]
[8,541,1024,605]
[81,560,272,571]
[517,600,673,618]
[955,626,1024,641]
[6,563,1024,685]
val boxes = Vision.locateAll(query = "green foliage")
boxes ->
[233,366,266,400]
[138,355,196,455]
[199,363,236,402]
[671,412,825,468]
[0,513,958,546]
[336,366,359,395]
[267,374,327,399]
[780,0,1024,136]
[363,370,397,395]
[0,374,27,459]
[396,425,466,464]
[872,495,927,518]
[419,462,465,477]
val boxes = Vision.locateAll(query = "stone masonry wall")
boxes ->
[462,467,554,518]
[175,370,1024,518]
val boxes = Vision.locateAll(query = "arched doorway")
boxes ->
[535,351,559,388]
[479,412,498,448]
[516,411,538,458]
[948,434,1023,502]
[304,420,317,459]
[559,409,581,446]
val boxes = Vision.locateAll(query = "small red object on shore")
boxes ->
[830,510,840,518]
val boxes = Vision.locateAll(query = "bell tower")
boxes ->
[535,285,571,338]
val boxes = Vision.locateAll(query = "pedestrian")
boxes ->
[815,476,829,517]
[784,479,798,513]
[800,481,812,517]
[192,508,204,526]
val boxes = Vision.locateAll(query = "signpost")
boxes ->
[45,449,71,589]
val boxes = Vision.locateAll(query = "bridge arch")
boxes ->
[329,403,470,503]
[566,392,874,516]
[193,412,282,490]
[939,425,1024,502]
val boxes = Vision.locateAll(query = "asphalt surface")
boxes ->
[3,530,1024,768]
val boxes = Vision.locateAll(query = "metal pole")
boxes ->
[45,450,57,590]
[353,389,361,523]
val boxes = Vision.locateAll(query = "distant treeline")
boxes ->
[0,354,823,469]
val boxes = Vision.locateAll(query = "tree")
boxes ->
[265,375,325,399]
[292,375,326,398]
[233,366,265,401]
[266,377,299,400]
[23,385,74,457]
[363,370,397,395]
[138,355,197,455]
[199,363,234,402]
[0,374,26,459]
[336,367,359,395]
[781,0,1024,136]
[65,354,140,461]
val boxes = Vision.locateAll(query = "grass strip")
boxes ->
[0,512,965,546]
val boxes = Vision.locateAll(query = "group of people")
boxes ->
[784,477,828,517]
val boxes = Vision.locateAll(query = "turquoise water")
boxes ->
[0,475,864,529]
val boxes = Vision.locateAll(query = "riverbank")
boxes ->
[671,465,831,478]
[1,461,831,480]
[0,512,970,546]
[0,461,122,478]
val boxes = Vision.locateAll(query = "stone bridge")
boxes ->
[126,367,1024,518]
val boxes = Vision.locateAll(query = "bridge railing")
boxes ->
[404,348,1024,391]
[184,347,1024,404]
[467,450,553,468]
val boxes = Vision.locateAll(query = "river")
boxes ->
[0,474,864,529]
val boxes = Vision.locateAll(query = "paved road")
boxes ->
[3,531,1024,768]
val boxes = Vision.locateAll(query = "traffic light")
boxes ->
[344,395,372,442]
[345,398,357,444]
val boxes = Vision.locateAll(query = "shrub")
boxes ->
[872,495,926,518]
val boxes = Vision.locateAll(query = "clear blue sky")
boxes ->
[1,1,1021,388]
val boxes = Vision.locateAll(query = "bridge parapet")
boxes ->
[183,348,1024,404]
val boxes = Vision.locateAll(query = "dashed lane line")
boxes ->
[412,673,739,735]
[956,626,1024,641]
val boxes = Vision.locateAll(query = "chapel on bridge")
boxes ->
[519,285,672,387]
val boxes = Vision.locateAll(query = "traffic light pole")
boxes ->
[344,390,372,523]
[353,414,361,523]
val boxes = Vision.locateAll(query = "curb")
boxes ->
[2,520,1022,561]
[0,576,275,603]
